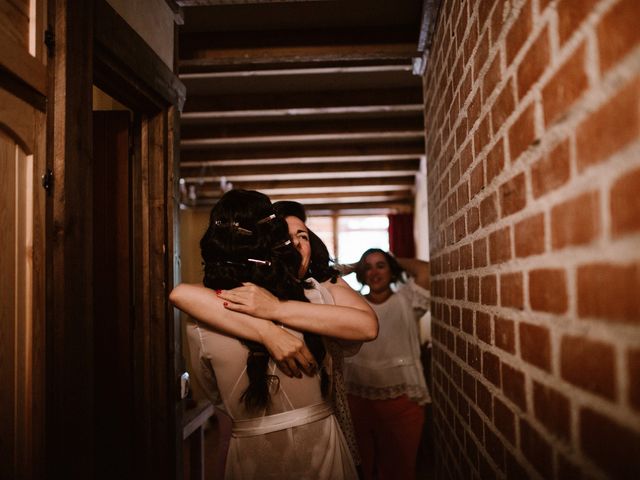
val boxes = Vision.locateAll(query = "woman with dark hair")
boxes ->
[171,190,376,479]
[343,248,430,480]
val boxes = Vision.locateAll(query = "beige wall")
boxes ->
[106,0,175,70]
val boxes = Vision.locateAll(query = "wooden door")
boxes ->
[0,1,47,478]
[92,110,134,478]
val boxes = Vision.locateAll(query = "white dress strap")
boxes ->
[232,401,333,438]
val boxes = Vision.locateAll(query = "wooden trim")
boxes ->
[0,27,47,98]
[47,0,95,477]
[93,0,186,110]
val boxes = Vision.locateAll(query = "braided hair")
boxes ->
[200,190,327,411]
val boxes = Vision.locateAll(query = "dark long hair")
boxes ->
[355,248,406,287]
[273,200,340,284]
[200,190,326,411]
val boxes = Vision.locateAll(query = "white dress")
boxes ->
[186,280,359,480]
[344,278,431,405]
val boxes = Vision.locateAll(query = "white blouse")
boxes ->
[343,278,431,405]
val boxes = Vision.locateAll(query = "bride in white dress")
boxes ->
[171,190,377,479]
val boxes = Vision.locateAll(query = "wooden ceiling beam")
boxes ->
[181,153,419,168]
[182,169,418,182]
[181,104,423,122]
[181,142,425,162]
[181,116,424,140]
[180,130,423,148]
[183,87,422,112]
[178,58,412,74]
[180,158,420,177]
[186,175,417,192]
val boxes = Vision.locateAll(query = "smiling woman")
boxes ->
[344,248,430,480]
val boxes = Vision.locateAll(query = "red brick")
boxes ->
[484,53,501,100]
[462,308,474,334]
[576,76,640,171]
[506,451,529,480]
[519,322,551,371]
[476,379,493,417]
[611,167,640,238]
[468,276,480,302]
[490,0,506,45]
[463,370,476,401]
[514,213,545,258]
[455,215,466,242]
[529,268,568,314]
[470,406,484,440]
[460,141,474,174]
[628,348,640,412]
[509,103,536,162]
[474,115,493,157]
[468,88,482,128]
[500,272,523,309]
[491,78,516,134]
[580,407,640,478]
[542,43,588,125]
[481,275,497,305]
[474,32,490,81]
[450,249,460,272]
[457,181,469,209]
[489,227,511,264]
[484,426,506,470]
[480,193,498,226]
[561,335,617,400]
[448,192,457,216]
[468,206,480,233]
[494,316,515,353]
[577,262,640,323]
[501,363,526,410]
[557,0,598,45]
[450,159,461,188]
[473,237,487,268]
[451,305,461,328]
[500,172,526,217]
[456,335,467,360]
[506,1,532,65]
[465,17,479,63]
[477,311,492,344]
[517,25,550,99]
[483,350,501,386]
[520,418,553,478]
[470,162,485,197]
[533,381,570,441]
[493,396,515,444]
[531,139,570,198]
[455,276,465,299]
[486,139,504,184]
[598,0,640,73]
[551,191,600,249]
[468,342,482,372]
[556,454,583,480]
[459,244,472,270]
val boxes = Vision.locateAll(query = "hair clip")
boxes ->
[257,213,276,225]
[247,258,272,266]
[233,223,254,235]
[274,239,291,249]
[214,219,253,235]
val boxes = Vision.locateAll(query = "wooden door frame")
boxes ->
[46,0,185,478]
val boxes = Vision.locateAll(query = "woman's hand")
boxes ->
[217,282,281,320]
[260,322,317,378]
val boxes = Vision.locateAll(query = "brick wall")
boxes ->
[422,0,640,478]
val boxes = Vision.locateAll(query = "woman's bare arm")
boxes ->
[170,283,316,377]
[218,277,378,341]
[396,257,430,290]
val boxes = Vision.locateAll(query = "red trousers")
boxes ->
[348,394,425,480]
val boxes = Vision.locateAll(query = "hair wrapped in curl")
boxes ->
[200,190,327,411]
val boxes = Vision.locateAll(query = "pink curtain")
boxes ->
[388,213,415,258]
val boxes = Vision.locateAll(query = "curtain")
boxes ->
[388,213,415,258]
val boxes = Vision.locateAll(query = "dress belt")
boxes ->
[232,401,333,438]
